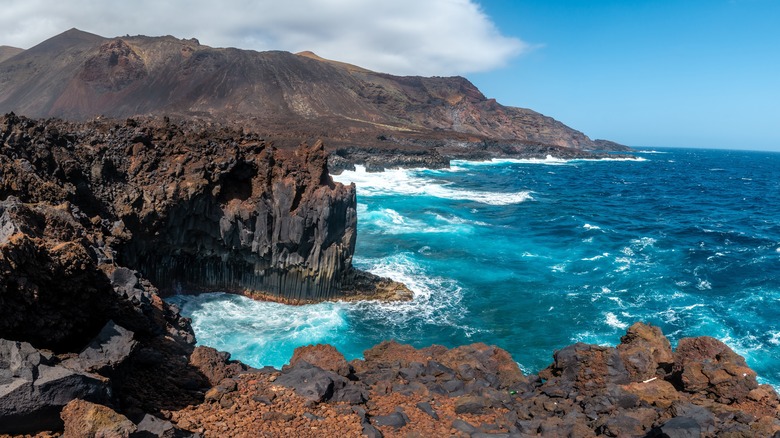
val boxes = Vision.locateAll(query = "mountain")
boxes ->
[0,29,606,152]
[0,46,23,63]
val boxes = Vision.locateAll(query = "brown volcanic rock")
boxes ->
[0,199,116,350]
[286,344,351,377]
[672,336,759,402]
[164,325,780,437]
[0,29,598,151]
[0,113,361,301]
[60,399,135,438]
[617,322,674,382]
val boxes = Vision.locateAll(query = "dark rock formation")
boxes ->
[0,113,380,302]
[0,339,110,434]
[593,138,633,151]
[0,113,398,435]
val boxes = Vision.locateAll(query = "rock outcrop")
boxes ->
[166,323,780,437]
[0,113,369,302]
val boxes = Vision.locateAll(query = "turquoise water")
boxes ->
[168,148,780,387]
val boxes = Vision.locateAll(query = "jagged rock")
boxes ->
[617,322,674,382]
[188,346,246,387]
[455,395,492,414]
[61,399,136,438]
[0,199,115,351]
[438,343,528,388]
[362,422,383,438]
[61,320,137,375]
[416,401,439,420]
[672,336,758,402]
[0,339,110,434]
[452,419,478,434]
[649,416,702,438]
[133,414,189,438]
[370,411,407,429]
[539,343,630,397]
[274,360,349,403]
[622,378,680,409]
[110,267,152,305]
[285,344,351,377]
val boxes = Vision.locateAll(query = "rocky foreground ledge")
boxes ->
[3,323,779,437]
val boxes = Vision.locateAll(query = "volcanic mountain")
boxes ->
[0,28,624,156]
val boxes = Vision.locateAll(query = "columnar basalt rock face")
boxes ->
[0,113,359,301]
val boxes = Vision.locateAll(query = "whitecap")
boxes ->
[696,279,712,290]
[583,223,601,231]
[605,312,628,329]
[351,253,478,335]
[769,332,780,346]
[364,208,472,235]
[333,165,532,205]
[167,293,348,368]
[582,252,610,261]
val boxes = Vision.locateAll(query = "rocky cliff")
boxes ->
[0,29,607,153]
[0,113,368,302]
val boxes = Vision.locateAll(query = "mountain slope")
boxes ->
[0,45,23,63]
[0,29,602,150]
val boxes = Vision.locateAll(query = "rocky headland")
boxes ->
[0,114,778,437]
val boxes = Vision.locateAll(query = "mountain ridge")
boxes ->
[0,28,610,153]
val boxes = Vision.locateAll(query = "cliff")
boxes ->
[0,29,602,153]
[0,113,399,302]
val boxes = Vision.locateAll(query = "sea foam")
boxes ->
[333,165,532,205]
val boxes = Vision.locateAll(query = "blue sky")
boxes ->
[470,0,780,150]
[1,0,777,150]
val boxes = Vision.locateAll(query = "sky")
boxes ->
[0,0,778,150]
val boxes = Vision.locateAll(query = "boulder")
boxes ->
[285,344,351,377]
[455,395,492,415]
[61,399,136,438]
[274,360,349,403]
[540,343,630,397]
[370,411,407,429]
[0,339,109,434]
[189,346,246,386]
[61,320,137,375]
[438,343,528,388]
[617,322,674,381]
[672,336,758,402]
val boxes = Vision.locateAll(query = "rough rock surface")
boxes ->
[60,399,136,438]
[163,323,780,437]
[0,113,398,302]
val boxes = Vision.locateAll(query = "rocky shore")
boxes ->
[1,114,778,437]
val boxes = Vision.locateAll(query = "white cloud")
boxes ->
[0,0,527,76]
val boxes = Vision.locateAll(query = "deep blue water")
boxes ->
[168,148,780,388]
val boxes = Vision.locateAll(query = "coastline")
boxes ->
[2,114,778,436]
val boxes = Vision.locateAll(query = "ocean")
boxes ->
[167,148,780,388]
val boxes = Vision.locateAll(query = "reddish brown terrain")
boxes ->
[0,29,632,173]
